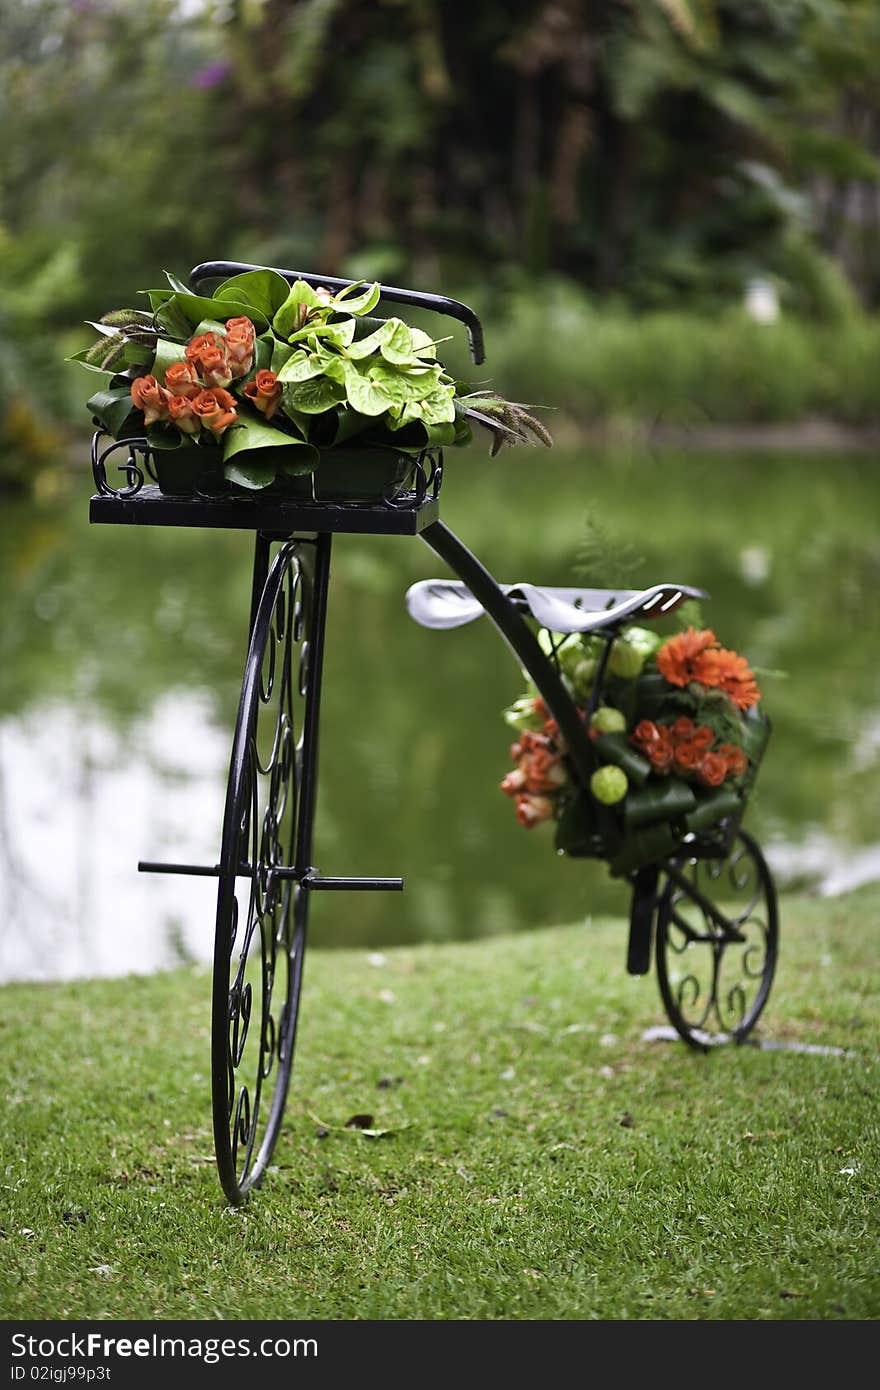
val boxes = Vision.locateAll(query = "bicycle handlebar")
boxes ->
[189,261,486,365]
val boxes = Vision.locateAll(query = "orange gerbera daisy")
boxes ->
[693,647,761,710]
[656,628,718,688]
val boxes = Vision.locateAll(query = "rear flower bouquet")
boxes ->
[500,624,770,876]
[75,266,550,498]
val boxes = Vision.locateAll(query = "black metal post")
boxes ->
[421,520,596,787]
[248,532,273,636]
[295,533,332,878]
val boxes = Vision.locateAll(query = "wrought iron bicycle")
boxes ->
[90,261,778,1206]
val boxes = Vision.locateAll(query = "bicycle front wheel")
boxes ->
[212,536,326,1204]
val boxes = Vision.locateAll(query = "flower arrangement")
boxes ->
[500,623,770,875]
[75,267,551,493]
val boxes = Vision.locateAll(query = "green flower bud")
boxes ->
[590,706,627,735]
[572,658,597,701]
[623,625,663,659]
[503,697,545,732]
[608,639,646,679]
[590,765,629,805]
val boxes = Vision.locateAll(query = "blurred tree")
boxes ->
[1,0,879,327]
[211,0,880,309]
[2,0,876,488]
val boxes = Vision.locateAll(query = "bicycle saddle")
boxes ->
[405,580,707,634]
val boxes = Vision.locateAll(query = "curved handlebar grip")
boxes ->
[189,260,485,364]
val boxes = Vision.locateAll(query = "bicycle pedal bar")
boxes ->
[138,861,403,891]
[295,874,404,892]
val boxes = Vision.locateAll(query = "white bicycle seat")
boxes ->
[405,579,707,634]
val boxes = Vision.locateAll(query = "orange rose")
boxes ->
[185,332,233,388]
[500,768,527,797]
[520,747,567,793]
[242,369,283,421]
[632,719,660,747]
[689,726,714,751]
[130,374,171,426]
[167,394,201,436]
[718,743,748,777]
[671,717,695,743]
[648,740,673,774]
[192,345,233,390]
[185,332,223,356]
[514,793,555,828]
[518,730,551,753]
[673,741,702,774]
[163,360,202,399]
[191,388,238,437]
[698,752,728,787]
[225,317,256,379]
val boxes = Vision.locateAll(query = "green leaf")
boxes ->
[211,269,291,319]
[281,374,345,415]
[144,288,173,310]
[369,360,442,405]
[122,342,155,367]
[286,319,356,348]
[345,321,393,360]
[410,327,441,359]
[554,793,599,857]
[222,412,319,470]
[152,338,187,383]
[320,354,347,387]
[333,281,381,316]
[621,780,697,830]
[223,461,278,490]
[67,350,122,377]
[416,383,457,424]
[163,270,191,293]
[270,339,295,374]
[145,291,269,332]
[145,423,190,450]
[342,362,394,416]
[273,280,323,339]
[378,319,415,364]
[276,350,325,384]
[154,297,195,341]
[276,453,320,478]
[327,316,356,348]
[192,318,227,339]
[87,385,139,438]
[328,405,374,445]
[252,335,273,374]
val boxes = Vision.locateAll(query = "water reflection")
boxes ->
[1,443,878,980]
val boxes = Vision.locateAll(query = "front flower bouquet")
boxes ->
[500,624,770,876]
[75,267,551,502]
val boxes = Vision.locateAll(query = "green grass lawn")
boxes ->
[0,885,877,1321]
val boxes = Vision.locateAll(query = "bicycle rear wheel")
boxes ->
[655,827,778,1051]
[212,535,328,1204]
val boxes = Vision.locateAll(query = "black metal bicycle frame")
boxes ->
[421,521,597,788]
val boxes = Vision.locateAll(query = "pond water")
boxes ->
[1,440,878,980]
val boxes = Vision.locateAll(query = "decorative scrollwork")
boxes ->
[214,543,312,1200]
[656,828,778,1048]
[383,448,443,508]
[91,428,150,498]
